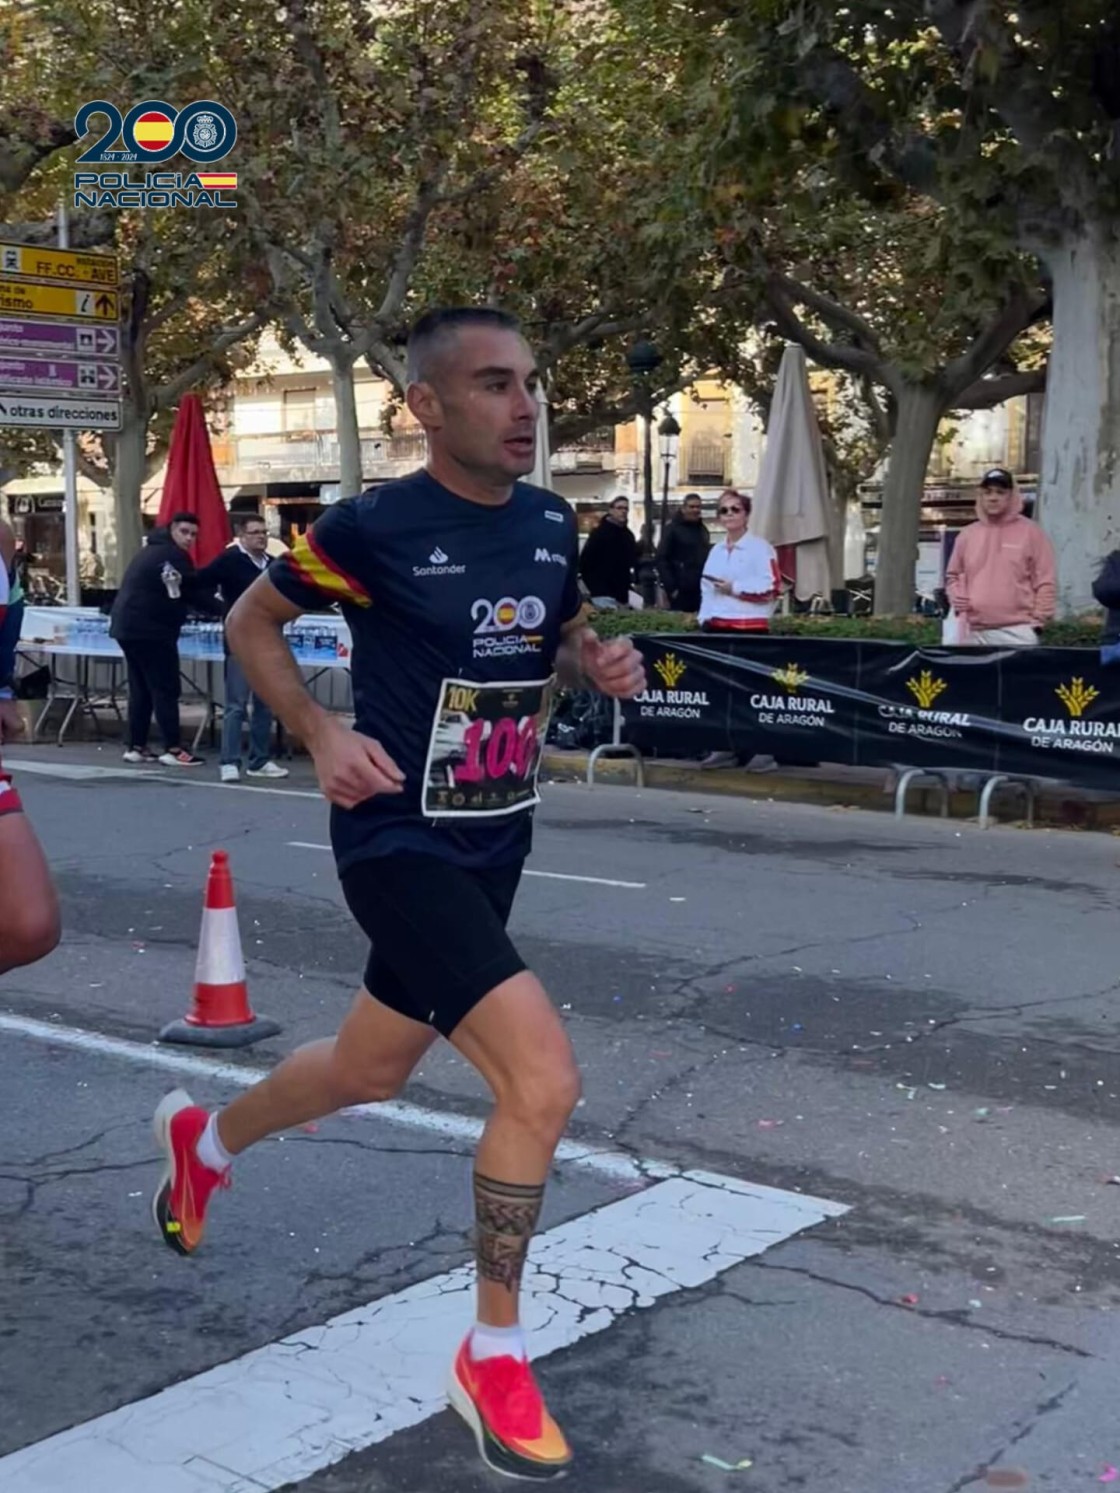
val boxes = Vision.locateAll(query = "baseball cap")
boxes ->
[979,467,1014,490]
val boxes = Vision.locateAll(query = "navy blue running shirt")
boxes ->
[270,469,583,872]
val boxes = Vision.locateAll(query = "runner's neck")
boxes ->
[424,456,515,509]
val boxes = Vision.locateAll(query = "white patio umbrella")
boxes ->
[751,344,833,602]
[529,380,552,491]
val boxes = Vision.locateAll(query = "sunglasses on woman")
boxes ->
[717,506,743,516]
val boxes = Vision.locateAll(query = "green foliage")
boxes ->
[590,609,1106,647]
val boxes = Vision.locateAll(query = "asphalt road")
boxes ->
[3,746,1120,1492]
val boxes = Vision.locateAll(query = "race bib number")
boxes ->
[422,676,554,819]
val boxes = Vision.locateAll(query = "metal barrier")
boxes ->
[587,699,645,787]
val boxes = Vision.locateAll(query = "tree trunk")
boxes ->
[1035,225,1120,613]
[110,406,148,582]
[332,358,362,498]
[873,385,945,615]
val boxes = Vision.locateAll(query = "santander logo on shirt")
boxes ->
[413,544,466,578]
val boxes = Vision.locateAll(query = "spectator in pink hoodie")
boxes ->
[946,467,1057,647]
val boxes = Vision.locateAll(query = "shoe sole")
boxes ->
[447,1368,570,1483]
[152,1088,195,1257]
[246,772,288,779]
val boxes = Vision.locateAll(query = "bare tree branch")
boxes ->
[952,366,1047,409]
[773,272,884,357]
[155,311,266,409]
[942,287,1049,395]
[764,274,889,386]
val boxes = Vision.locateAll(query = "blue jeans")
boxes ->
[222,655,274,768]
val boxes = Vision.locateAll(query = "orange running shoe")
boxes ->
[449,1338,572,1481]
[152,1089,230,1256]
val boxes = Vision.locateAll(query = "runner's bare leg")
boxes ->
[0,807,61,975]
[213,989,437,1154]
[450,970,581,1327]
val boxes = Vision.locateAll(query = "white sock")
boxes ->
[470,1323,527,1362]
[196,1113,233,1173]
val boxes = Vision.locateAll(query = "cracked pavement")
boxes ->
[4,755,1120,1490]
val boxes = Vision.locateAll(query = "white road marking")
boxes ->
[1,758,154,782]
[0,1169,844,1493]
[284,841,647,888]
[0,1012,665,1185]
[4,757,321,799]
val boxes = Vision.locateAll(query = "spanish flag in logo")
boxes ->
[197,172,238,190]
[134,110,175,152]
[287,530,372,608]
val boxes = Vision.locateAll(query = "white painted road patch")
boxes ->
[285,841,647,889]
[0,1173,845,1493]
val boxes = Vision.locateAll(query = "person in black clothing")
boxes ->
[110,513,219,766]
[1093,547,1120,660]
[656,492,710,613]
[197,514,289,781]
[577,496,638,606]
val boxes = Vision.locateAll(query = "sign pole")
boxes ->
[57,201,81,605]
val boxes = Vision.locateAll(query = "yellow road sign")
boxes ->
[0,281,119,321]
[0,242,119,288]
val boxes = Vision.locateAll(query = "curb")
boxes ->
[541,750,1120,833]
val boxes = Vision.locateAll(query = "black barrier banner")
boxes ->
[622,635,1120,789]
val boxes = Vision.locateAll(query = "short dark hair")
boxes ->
[170,511,199,527]
[236,512,265,532]
[683,492,703,504]
[609,495,629,506]
[407,306,523,385]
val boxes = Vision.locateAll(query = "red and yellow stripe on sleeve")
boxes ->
[287,529,372,609]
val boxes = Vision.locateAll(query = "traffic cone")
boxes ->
[160,851,281,1048]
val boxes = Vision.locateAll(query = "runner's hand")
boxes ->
[580,632,646,699]
[0,700,25,745]
[308,716,404,807]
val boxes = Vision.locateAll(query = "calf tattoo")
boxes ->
[474,1172,545,1292]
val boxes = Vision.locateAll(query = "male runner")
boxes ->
[151,307,646,1480]
[0,538,61,974]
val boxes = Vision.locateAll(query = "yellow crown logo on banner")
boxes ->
[906,670,948,710]
[772,663,810,692]
[654,653,687,689]
[1056,677,1099,718]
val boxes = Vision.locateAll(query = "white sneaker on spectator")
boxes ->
[247,761,289,779]
[220,764,240,783]
[159,749,205,767]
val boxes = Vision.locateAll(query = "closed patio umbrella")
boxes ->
[157,393,231,567]
[751,345,833,603]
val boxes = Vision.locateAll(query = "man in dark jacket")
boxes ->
[656,493,710,613]
[1093,548,1120,660]
[110,513,218,766]
[578,496,638,606]
[197,513,288,781]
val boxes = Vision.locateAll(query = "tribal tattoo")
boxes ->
[473,1172,546,1293]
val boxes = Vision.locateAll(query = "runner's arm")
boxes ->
[556,610,645,699]
[225,575,329,745]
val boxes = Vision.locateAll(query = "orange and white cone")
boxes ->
[160,850,280,1048]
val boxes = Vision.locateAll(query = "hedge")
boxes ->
[589,609,1107,648]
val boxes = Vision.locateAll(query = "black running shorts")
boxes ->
[340,852,527,1037]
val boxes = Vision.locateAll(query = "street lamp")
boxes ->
[625,338,663,607]
[657,412,681,539]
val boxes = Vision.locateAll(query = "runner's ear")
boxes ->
[406,380,442,431]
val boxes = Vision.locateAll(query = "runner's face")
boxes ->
[420,327,539,483]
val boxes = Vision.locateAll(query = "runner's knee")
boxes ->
[499,1057,582,1142]
[326,1049,409,1106]
[0,900,60,972]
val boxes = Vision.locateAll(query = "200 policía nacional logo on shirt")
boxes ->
[423,677,555,818]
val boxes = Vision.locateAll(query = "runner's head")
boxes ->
[406,307,539,495]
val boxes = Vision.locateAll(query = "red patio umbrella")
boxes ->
[156,393,231,567]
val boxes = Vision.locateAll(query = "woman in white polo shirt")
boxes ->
[699,490,780,632]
